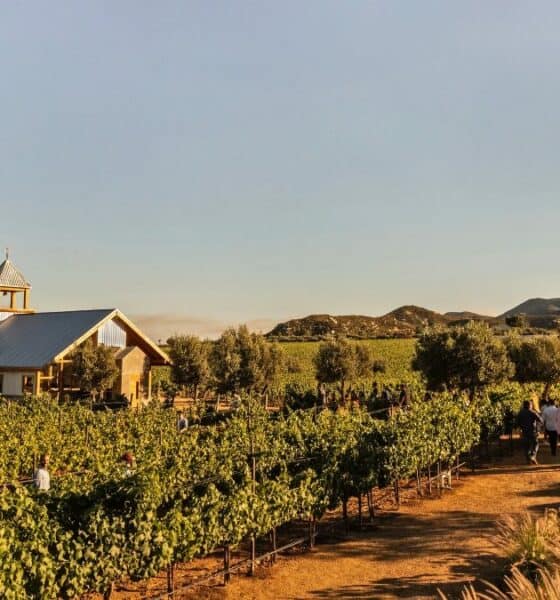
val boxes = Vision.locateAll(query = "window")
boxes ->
[22,375,34,394]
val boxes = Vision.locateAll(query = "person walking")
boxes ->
[177,412,188,433]
[33,453,50,491]
[542,399,559,456]
[517,399,543,465]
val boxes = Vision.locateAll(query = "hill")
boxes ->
[500,297,560,329]
[267,297,560,340]
[501,297,560,318]
[267,305,479,340]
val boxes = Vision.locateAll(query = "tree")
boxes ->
[506,314,529,329]
[508,336,560,402]
[210,326,285,394]
[71,339,119,402]
[413,322,513,398]
[210,328,241,394]
[167,335,209,399]
[314,338,371,402]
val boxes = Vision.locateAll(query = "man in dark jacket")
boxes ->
[517,400,543,465]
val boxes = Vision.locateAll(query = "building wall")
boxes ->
[115,347,150,407]
[98,319,127,348]
[0,371,35,396]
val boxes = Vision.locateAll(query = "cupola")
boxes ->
[0,250,34,315]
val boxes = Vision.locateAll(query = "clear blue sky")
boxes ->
[2,2,560,339]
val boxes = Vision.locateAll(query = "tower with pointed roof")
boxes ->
[0,250,34,317]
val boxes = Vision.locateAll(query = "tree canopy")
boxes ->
[71,339,119,401]
[167,335,210,399]
[507,335,560,400]
[413,322,513,396]
[210,326,285,394]
[314,337,372,401]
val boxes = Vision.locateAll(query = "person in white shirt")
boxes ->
[542,399,559,456]
[34,453,51,491]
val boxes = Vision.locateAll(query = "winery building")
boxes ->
[0,255,169,405]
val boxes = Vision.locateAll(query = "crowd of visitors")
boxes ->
[517,397,560,465]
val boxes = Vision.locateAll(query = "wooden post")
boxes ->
[224,545,231,584]
[103,582,113,600]
[437,460,442,497]
[342,497,348,533]
[249,407,256,576]
[167,563,174,593]
[456,455,460,480]
[416,468,423,497]
[147,368,152,403]
[358,494,363,529]
[57,362,64,403]
[271,527,277,564]
[394,479,400,509]
[367,489,375,521]
[427,464,432,495]
[250,536,256,576]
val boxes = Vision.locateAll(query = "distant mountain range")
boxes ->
[266,298,560,340]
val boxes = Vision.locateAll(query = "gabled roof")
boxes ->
[0,309,170,369]
[0,259,30,289]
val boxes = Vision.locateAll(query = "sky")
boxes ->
[1,2,560,340]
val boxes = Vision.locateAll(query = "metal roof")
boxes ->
[0,309,114,368]
[0,259,30,289]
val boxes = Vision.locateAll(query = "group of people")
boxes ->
[32,450,138,493]
[517,397,560,465]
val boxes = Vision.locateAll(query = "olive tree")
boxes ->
[210,325,285,394]
[314,338,371,402]
[71,339,119,402]
[413,322,513,399]
[508,335,560,402]
[167,335,209,399]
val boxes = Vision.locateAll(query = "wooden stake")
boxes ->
[271,527,277,564]
[342,497,348,533]
[167,563,174,593]
[358,494,363,529]
[367,489,375,520]
[224,545,231,585]
[427,464,432,495]
[416,468,423,497]
[250,536,256,576]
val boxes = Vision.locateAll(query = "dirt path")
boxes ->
[106,447,560,600]
[218,451,560,600]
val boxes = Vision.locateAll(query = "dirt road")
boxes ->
[221,452,560,600]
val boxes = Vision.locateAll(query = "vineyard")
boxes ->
[0,386,524,599]
[279,338,419,391]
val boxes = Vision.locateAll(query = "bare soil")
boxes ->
[105,443,560,600]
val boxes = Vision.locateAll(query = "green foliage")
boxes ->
[413,323,514,395]
[506,314,529,329]
[71,340,119,399]
[278,339,418,394]
[167,335,210,398]
[0,389,512,599]
[313,338,374,400]
[210,326,285,394]
[508,336,560,400]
